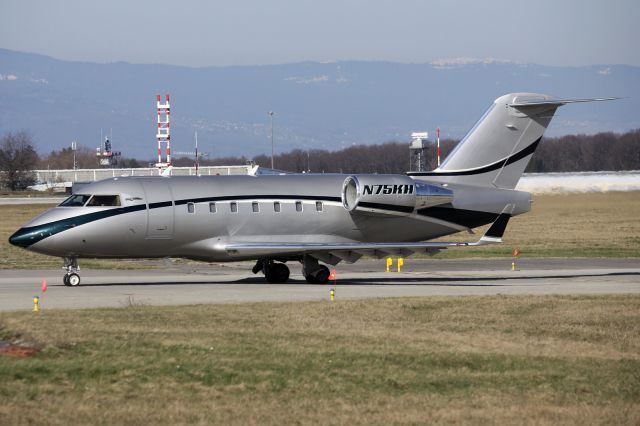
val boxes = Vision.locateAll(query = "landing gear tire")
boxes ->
[265,263,290,284]
[305,265,330,284]
[62,257,81,287]
[66,273,81,287]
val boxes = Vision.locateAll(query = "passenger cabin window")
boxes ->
[274,201,281,213]
[252,202,259,213]
[316,201,323,212]
[187,202,195,213]
[295,201,303,212]
[230,202,238,213]
[60,194,91,207]
[209,202,216,213]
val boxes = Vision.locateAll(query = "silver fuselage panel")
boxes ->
[11,174,530,262]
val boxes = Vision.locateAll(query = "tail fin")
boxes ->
[409,93,616,189]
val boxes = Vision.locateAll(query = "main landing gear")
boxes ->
[302,255,330,284]
[252,257,332,284]
[253,260,290,284]
[62,257,81,286]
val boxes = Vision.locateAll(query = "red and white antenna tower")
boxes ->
[436,127,441,168]
[155,94,171,169]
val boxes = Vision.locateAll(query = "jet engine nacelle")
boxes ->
[341,175,453,215]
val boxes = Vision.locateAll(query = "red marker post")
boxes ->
[512,248,519,271]
[329,269,337,301]
[33,279,47,313]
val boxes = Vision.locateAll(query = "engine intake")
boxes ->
[341,175,453,215]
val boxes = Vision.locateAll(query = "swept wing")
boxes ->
[223,206,513,265]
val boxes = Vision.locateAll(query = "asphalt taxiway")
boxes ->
[0,258,638,311]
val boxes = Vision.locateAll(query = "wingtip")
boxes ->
[483,205,514,240]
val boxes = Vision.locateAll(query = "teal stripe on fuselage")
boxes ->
[9,204,147,248]
[9,194,499,249]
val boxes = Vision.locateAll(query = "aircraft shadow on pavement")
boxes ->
[62,271,639,287]
[333,271,640,286]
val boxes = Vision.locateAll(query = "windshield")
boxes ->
[59,194,91,207]
[86,195,121,207]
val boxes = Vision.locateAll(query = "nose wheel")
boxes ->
[62,257,81,287]
[63,273,81,287]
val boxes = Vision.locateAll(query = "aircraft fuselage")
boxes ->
[10,174,530,262]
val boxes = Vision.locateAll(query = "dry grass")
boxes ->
[1,295,639,425]
[1,192,638,269]
[0,204,59,268]
[435,191,640,258]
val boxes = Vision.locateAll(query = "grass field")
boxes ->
[1,295,639,425]
[1,191,639,269]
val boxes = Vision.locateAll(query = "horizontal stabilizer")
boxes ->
[509,97,619,108]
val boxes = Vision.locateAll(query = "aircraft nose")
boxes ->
[9,227,35,248]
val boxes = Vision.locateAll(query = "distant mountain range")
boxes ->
[1,48,638,159]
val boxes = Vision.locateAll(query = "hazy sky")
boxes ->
[1,0,638,67]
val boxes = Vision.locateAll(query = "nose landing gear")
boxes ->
[62,257,81,286]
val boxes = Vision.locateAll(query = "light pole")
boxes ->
[269,111,275,169]
[71,140,77,170]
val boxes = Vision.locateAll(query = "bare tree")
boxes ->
[40,145,95,169]
[40,144,144,169]
[525,130,640,173]
[246,130,640,174]
[0,131,39,191]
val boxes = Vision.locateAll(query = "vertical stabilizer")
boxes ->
[409,93,561,189]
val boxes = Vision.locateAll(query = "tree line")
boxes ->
[525,130,640,173]
[192,129,640,175]
[1,129,639,190]
[40,146,142,170]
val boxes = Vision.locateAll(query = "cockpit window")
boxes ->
[86,195,121,207]
[60,194,91,207]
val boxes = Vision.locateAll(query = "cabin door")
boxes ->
[141,180,174,239]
